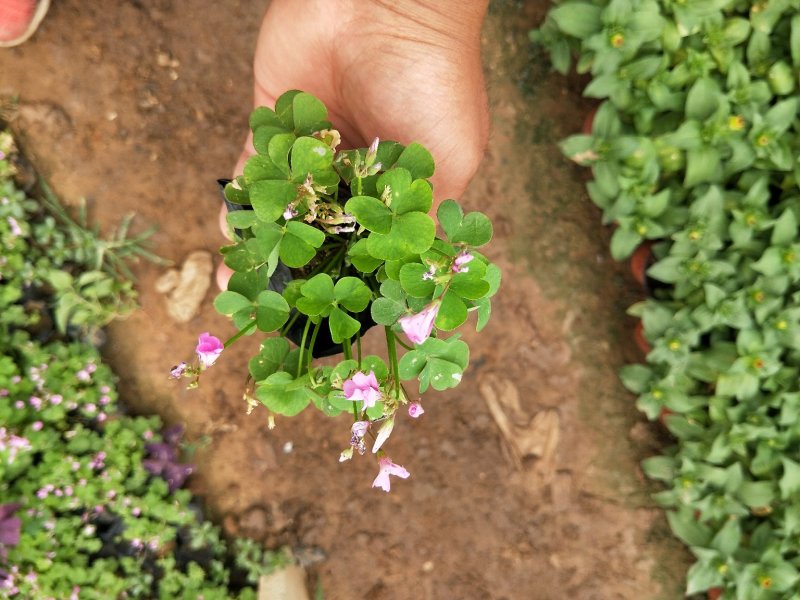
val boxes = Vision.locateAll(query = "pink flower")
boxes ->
[408,402,425,418]
[196,332,223,368]
[452,250,474,273]
[169,362,187,379]
[7,216,22,237]
[283,205,297,220]
[372,457,410,492]
[372,418,394,453]
[343,371,381,409]
[351,420,369,439]
[398,302,440,345]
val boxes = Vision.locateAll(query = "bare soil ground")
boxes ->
[1,1,692,598]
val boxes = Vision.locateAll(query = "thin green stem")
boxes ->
[356,329,362,369]
[223,319,257,348]
[296,318,312,378]
[385,327,400,399]
[306,321,321,370]
[280,311,301,337]
[356,176,363,196]
[342,338,359,421]
[395,336,413,351]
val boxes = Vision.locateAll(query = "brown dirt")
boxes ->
[1,1,692,598]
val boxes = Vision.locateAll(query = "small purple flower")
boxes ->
[452,250,474,273]
[50,394,62,405]
[351,421,369,439]
[169,362,187,379]
[343,371,382,409]
[408,402,425,418]
[0,504,22,547]
[29,396,42,409]
[283,205,298,220]
[422,265,436,281]
[76,369,91,382]
[398,302,441,345]
[6,217,22,237]
[31,421,42,432]
[84,404,96,414]
[14,401,23,410]
[372,457,410,492]
[196,332,223,368]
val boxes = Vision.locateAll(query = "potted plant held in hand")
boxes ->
[172,90,500,492]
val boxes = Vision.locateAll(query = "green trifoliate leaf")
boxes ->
[376,168,432,214]
[399,263,435,298]
[291,92,329,132]
[250,106,283,130]
[275,90,302,128]
[394,143,435,180]
[333,277,371,313]
[398,336,469,393]
[279,221,324,268]
[214,291,252,315]
[290,137,333,180]
[438,199,463,241]
[329,307,360,344]
[348,238,383,273]
[474,297,491,331]
[438,199,492,247]
[228,269,268,302]
[250,180,297,223]
[345,195,392,234]
[366,212,436,259]
[249,337,290,381]
[371,297,406,326]
[296,274,335,316]
[255,290,290,332]
[226,211,258,230]
[253,126,289,155]
[435,290,468,331]
[244,153,287,183]
[256,371,311,416]
[267,133,295,177]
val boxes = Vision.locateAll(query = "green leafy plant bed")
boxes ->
[534,1,800,597]
[0,131,287,598]
[176,91,501,492]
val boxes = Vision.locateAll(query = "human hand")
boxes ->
[218,0,490,288]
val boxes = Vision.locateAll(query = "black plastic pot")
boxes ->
[217,179,375,358]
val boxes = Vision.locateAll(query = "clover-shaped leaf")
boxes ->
[394,143,435,180]
[267,133,295,178]
[437,199,493,247]
[436,290,468,331]
[256,371,313,416]
[214,290,252,316]
[249,337,290,381]
[346,168,435,260]
[250,180,297,223]
[291,137,333,182]
[398,336,469,393]
[348,238,383,273]
[399,263,435,298]
[296,273,335,317]
[334,277,371,313]
[280,221,325,268]
[329,307,360,344]
[255,290,290,332]
[371,280,408,326]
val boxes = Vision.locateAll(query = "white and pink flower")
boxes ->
[343,371,381,409]
[372,456,410,492]
[196,333,223,368]
[398,302,440,345]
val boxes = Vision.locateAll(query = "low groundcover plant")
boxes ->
[0,131,286,598]
[173,90,500,492]
[535,0,800,597]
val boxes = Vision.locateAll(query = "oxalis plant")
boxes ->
[172,90,500,492]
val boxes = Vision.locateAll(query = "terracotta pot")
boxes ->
[629,242,653,288]
[216,179,376,358]
[634,320,651,355]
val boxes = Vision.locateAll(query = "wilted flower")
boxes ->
[398,302,440,345]
[372,417,394,453]
[196,332,223,368]
[169,362,187,379]
[408,402,425,418]
[372,457,410,492]
[343,371,381,409]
